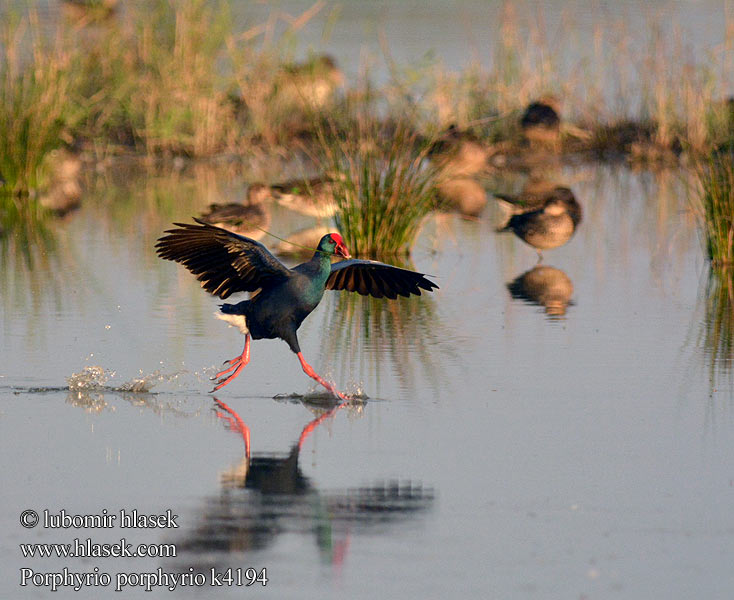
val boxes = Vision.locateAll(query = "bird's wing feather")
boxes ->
[155,219,290,299]
[326,259,438,299]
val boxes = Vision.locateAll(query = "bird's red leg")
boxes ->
[211,334,251,378]
[213,398,251,460]
[297,401,348,450]
[210,334,251,392]
[297,352,349,401]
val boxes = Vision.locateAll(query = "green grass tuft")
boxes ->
[315,105,440,257]
[694,150,734,265]
[0,14,81,197]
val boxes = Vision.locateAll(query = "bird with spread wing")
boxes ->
[155,219,438,399]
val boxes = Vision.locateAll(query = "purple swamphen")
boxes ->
[155,219,438,399]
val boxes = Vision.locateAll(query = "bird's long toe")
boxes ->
[210,374,237,393]
[210,363,247,392]
[312,379,350,401]
[211,358,242,380]
[325,383,350,402]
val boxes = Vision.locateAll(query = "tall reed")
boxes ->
[128,0,235,156]
[315,102,440,257]
[226,2,340,148]
[0,14,81,197]
[694,150,734,265]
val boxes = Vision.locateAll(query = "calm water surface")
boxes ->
[2,159,734,599]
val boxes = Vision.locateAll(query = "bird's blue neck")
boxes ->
[307,250,333,286]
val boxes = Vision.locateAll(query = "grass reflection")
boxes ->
[317,259,445,394]
[0,193,66,318]
[699,266,734,389]
[0,192,54,267]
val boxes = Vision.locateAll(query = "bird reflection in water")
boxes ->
[507,265,574,318]
[172,398,434,568]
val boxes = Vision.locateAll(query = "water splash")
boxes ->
[300,375,368,402]
[60,366,201,415]
[345,380,367,399]
[117,369,183,393]
[65,366,114,412]
[63,366,185,394]
[66,366,115,391]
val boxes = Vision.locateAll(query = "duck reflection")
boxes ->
[494,181,583,261]
[174,399,434,567]
[507,265,574,318]
[436,177,488,219]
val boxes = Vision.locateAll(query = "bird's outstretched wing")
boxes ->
[326,259,438,299]
[155,219,290,298]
